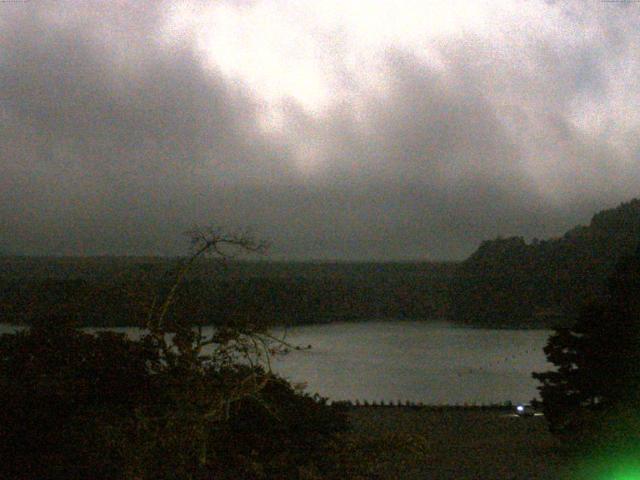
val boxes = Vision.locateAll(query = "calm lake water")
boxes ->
[0,321,552,405]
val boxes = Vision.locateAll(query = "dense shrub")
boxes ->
[0,318,158,479]
[0,320,349,479]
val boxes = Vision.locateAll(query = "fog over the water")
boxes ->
[1,1,639,260]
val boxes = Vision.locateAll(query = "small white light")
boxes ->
[516,405,524,412]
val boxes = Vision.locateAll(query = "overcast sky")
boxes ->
[1,0,639,260]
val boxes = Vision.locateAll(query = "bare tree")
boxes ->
[137,227,297,438]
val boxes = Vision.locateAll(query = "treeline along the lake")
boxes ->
[0,259,455,327]
[1,198,639,328]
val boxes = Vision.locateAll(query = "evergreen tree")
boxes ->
[533,244,640,438]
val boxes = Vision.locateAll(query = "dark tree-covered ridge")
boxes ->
[0,259,456,327]
[449,198,640,327]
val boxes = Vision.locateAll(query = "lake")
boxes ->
[0,321,552,405]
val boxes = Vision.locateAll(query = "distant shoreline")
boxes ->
[0,318,555,330]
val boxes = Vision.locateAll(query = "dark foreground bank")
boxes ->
[345,406,564,480]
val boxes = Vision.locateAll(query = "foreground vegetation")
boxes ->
[0,229,356,480]
[0,320,353,480]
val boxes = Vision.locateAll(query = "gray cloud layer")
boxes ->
[1,1,638,260]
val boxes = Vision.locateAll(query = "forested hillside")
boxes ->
[448,198,640,327]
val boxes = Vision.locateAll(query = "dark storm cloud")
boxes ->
[0,1,291,255]
[267,37,637,259]
[0,2,288,177]
[1,1,638,259]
